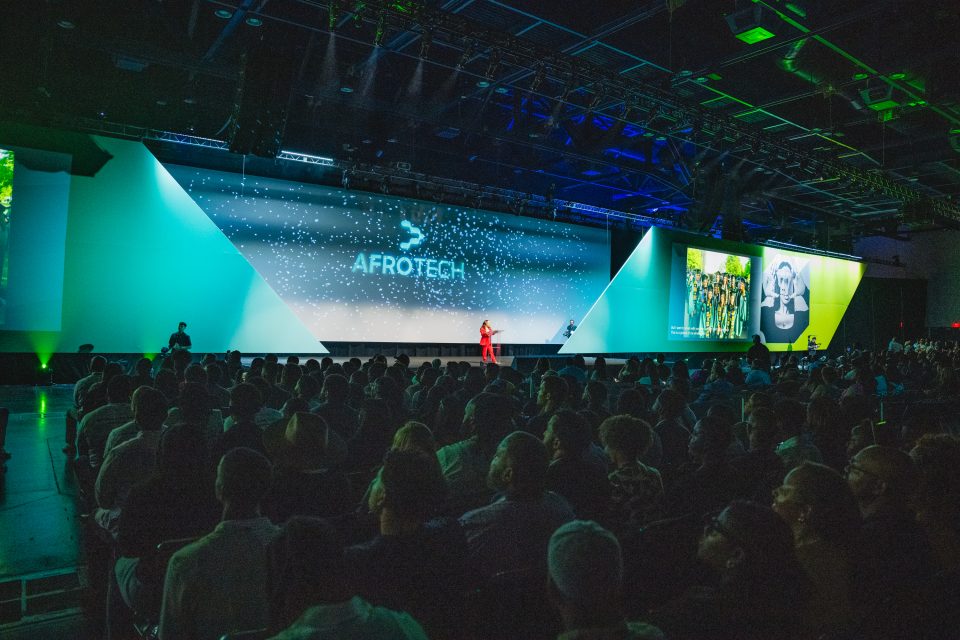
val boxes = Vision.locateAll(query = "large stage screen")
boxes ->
[560,227,866,355]
[668,244,759,341]
[166,165,611,343]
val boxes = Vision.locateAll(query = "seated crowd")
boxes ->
[65,343,960,639]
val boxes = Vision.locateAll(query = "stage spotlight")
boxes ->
[328,1,341,30]
[483,49,501,83]
[419,32,432,60]
[726,5,778,44]
[352,2,366,28]
[530,63,546,93]
[373,11,386,47]
[457,40,476,70]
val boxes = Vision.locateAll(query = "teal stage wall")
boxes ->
[0,128,326,357]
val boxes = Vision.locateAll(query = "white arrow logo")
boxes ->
[400,220,425,251]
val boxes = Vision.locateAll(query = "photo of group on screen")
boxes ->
[683,248,751,340]
[759,255,810,344]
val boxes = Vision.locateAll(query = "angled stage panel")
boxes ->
[13,133,327,354]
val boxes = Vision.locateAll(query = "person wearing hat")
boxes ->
[548,520,664,639]
[263,412,350,523]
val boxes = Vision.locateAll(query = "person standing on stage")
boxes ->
[168,322,192,352]
[480,320,499,364]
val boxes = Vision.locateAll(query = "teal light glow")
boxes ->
[0,126,328,354]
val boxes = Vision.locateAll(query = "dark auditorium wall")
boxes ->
[856,232,958,328]
[610,227,646,279]
[832,277,927,351]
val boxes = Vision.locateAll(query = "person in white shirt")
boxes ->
[77,375,134,469]
[888,337,904,354]
[160,447,279,640]
[94,386,168,534]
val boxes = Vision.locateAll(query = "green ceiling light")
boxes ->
[785,3,806,18]
[388,1,418,14]
[889,72,907,80]
[735,26,776,44]
[726,6,778,44]
[867,100,899,111]
[852,72,869,81]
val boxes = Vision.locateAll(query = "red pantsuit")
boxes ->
[480,326,497,363]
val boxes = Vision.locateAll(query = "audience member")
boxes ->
[773,399,823,470]
[544,410,610,520]
[846,445,934,638]
[652,389,691,475]
[460,431,574,578]
[910,434,960,573]
[436,392,513,512]
[548,520,664,639]
[263,412,350,522]
[94,385,167,533]
[267,517,428,639]
[348,449,468,639]
[772,462,860,636]
[113,426,218,624]
[732,406,785,503]
[77,374,134,470]
[599,415,663,531]
[159,447,279,640]
[653,500,810,640]
[65,355,108,454]
[528,375,568,437]
[210,383,268,466]
[313,373,360,440]
[663,415,744,519]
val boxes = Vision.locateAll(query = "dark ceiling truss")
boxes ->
[202,0,959,229]
[12,0,957,246]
